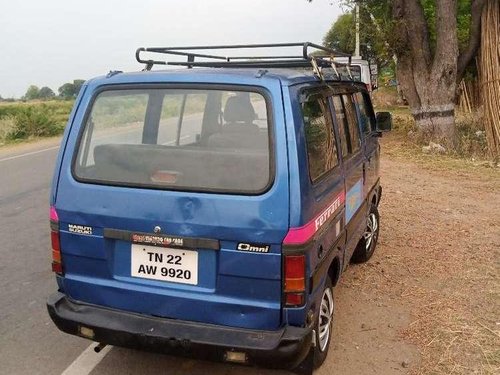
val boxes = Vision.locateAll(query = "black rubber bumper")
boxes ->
[47,292,312,370]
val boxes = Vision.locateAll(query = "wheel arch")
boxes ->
[328,255,342,287]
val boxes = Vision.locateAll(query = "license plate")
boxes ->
[131,244,198,285]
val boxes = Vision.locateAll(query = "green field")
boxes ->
[0,100,73,145]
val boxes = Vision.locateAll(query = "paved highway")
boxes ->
[0,141,89,374]
[0,139,288,375]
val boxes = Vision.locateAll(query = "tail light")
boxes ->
[50,206,63,274]
[284,255,305,307]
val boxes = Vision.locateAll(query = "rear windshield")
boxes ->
[337,65,362,82]
[73,87,272,194]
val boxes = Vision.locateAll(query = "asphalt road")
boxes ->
[0,120,290,375]
[0,141,89,374]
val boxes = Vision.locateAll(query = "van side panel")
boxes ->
[283,84,346,327]
[50,84,89,206]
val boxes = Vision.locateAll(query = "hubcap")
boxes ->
[318,287,334,352]
[364,213,378,251]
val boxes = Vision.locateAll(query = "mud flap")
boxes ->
[291,348,314,375]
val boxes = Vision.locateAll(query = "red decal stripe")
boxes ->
[283,191,345,245]
[50,206,59,222]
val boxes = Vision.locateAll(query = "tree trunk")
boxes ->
[392,0,459,146]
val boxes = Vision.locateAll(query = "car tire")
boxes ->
[313,276,334,369]
[351,203,380,263]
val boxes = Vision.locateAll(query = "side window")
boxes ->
[302,93,338,182]
[342,94,361,153]
[354,92,375,134]
[332,96,349,158]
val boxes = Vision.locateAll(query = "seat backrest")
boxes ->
[206,94,266,149]
[223,95,256,124]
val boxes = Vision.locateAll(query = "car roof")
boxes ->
[86,67,362,89]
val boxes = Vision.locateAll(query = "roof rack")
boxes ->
[135,42,354,80]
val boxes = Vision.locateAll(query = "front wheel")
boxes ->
[313,276,334,368]
[351,203,380,263]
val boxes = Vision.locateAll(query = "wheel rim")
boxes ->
[364,213,378,251]
[318,287,334,352]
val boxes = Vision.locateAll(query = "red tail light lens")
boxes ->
[285,293,304,306]
[284,255,305,307]
[50,206,63,275]
[285,255,305,291]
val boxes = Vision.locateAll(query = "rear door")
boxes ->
[331,94,366,263]
[54,83,289,330]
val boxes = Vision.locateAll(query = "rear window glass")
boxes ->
[74,88,271,194]
[336,65,362,82]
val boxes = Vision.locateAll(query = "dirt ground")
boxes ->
[3,134,497,375]
[325,133,499,375]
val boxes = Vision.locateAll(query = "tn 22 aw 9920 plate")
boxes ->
[131,244,198,285]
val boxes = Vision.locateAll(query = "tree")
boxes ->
[38,86,55,100]
[323,10,392,70]
[310,0,487,144]
[73,79,85,96]
[58,83,75,99]
[391,0,486,143]
[58,79,86,99]
[23,85,40,101]
[324,14,356,54]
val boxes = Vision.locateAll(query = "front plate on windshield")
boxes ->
[131,244,198,285]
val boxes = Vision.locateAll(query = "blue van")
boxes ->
[47,43,391,373]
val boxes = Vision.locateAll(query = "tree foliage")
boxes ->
[323,8,392,70]
[333,0,481,80]
[323,0,475,73]
[23,85,40,101]
[38,86,56,100]
[23,85,57,101]
[311,0,487,144]
[58,79,85,99]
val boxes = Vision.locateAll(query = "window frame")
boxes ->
[353,91,376,135]
[300,88,340,185]
[341,93,362,154]
[331,93,363,161]
[71,83,276,196]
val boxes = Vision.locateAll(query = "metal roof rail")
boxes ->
[135,42,354,81]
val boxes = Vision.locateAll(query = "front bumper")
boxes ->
[47,292,312,369]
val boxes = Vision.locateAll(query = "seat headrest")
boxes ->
[224,95,256,123]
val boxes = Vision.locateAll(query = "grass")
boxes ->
[0,100,73,145]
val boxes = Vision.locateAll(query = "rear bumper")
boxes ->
[47,292,312,369]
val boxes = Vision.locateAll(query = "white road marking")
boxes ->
[0,146,59,163]
[0,131,191,163]
[61,343,112,375]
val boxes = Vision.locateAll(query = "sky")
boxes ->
[0,0,343,98]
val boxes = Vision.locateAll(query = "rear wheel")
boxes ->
[313,276,334,368]
[351,203,380,263]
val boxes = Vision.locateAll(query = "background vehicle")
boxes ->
[47,42,391,374]
[333,56,378,92]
